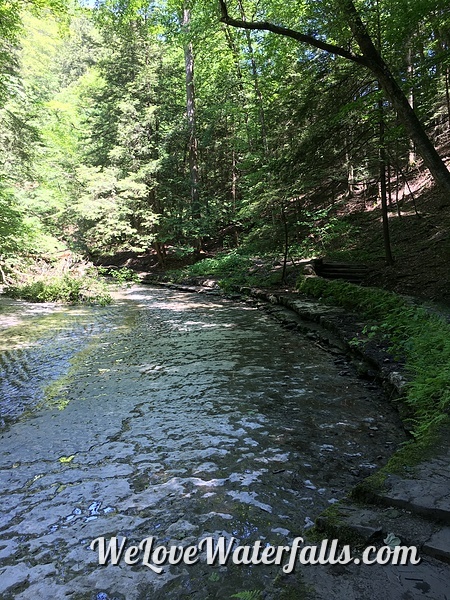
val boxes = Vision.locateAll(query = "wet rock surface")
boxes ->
[0,286,447,599]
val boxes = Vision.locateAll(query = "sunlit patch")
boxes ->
[227,491,273,513]
[229,470,265,486]
[189,477,228,488]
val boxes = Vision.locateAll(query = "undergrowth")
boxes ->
[98,266,140,285]
[5,273,112,305]
[169,250,283,289]
[296,277,450,442]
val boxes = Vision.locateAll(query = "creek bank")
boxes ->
[144,276,450,566]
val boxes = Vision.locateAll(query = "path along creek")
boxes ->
[0,285,446,599]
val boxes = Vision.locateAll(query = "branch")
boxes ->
[218,0,370,68]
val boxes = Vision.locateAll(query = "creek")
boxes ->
[0,285,407,599]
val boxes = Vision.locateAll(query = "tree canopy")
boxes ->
[1,0,449,267]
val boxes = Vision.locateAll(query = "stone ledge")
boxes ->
[315,502,450,563]
[423,528,450,563]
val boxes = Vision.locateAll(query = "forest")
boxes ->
[0,0,449,300]
[2,3,450,597]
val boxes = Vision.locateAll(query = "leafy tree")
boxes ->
[218,0,450,197]
[1,0,449,272]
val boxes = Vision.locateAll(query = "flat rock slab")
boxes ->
[304,555,450,600]
[423,528,450,563]
[316,502,442,552]
[316,504,383,543]
[377,455,450,522]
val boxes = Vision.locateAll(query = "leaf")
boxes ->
[59,455,76,463]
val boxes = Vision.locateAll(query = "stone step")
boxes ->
[312,259,369,283]
[370,467,450,525]
[323,440,450,564]
[315,502,450,564]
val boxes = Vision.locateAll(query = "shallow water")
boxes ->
[0,286,408,599]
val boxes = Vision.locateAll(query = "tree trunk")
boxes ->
[338,0,450,197]
[406,43,416,166]
[281,205,289,284]
[237,0,268,151]
[445,64,450,129]
[183,5,200,222]
[223,26,253,149]
[378,95,394,265]
[218,0,450,200]
[153,241,166,268]
[345,132,355,196]
[232,148,238,215]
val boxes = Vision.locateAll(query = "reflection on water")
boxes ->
[0,286,406,599]
[0,297,119,422]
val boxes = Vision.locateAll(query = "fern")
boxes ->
[231,591,262,600]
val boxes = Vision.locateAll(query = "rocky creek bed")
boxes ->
[0,285,449,599]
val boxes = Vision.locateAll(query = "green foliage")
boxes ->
[297,278,450,440]
[230,591,262,600]
[169,250,286,290]
[98,266,140,284]
[296,278,403,318]
[291,213,360,260]
[1,0,449,275]
[188,251,252,278]
[5,273,112,304]
[0,187,31,255]
[73,166,159,254]
[169,250,252,287]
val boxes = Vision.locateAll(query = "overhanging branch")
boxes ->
[218,0,370,68]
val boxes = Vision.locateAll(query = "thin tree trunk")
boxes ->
[232,149,238,215]
[237,0,268,151]
[346,132,355,196]
[445,65,450,129]
[387,160,392,210]
[375,4,393,265]
[223,26,253,149]
[281,205,289,284]
[395,169,401,218]
[183,6,200,224]
[406,44,416,166]
[392,159,420,217]
[379,95,394,265]
[153,241,166,268]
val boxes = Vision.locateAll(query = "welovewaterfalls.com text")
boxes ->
[90,536,421,574]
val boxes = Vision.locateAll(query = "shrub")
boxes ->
[169,251,252,287]
[98,266,140,285]
[169,251,285,290]
[5,273,112,305]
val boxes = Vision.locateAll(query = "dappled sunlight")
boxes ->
[0,286,409,597]
[121,286,226,312]
[167,319,236,331]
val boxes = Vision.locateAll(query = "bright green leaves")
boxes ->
[74,166,160,253]
[1,0,449,264]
